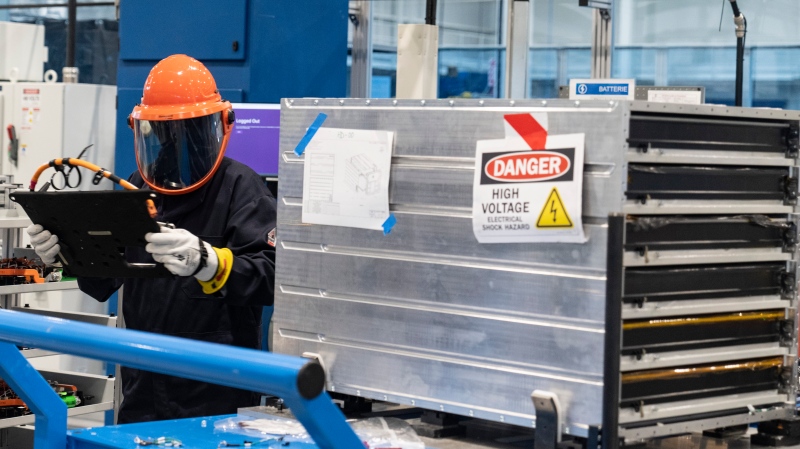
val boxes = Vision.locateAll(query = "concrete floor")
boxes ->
[421,431,800,449]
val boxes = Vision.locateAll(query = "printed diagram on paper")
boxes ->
[302,128,394,231]
[345,154,382,196]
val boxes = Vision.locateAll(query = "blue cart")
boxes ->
[0,309,362,449]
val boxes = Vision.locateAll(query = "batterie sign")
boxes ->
[472,114,586,244]
[569,78,635,100]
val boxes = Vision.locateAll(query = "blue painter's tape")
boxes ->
[382,213,397,235]
[294,113,328,157]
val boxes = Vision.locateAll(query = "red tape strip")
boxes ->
[504,113,547,150]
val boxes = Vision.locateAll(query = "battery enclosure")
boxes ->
[273,100,800,445]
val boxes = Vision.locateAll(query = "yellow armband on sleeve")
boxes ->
[197,247,234,295]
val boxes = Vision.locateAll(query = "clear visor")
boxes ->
[134,112,225,191]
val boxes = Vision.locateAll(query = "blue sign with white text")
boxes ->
[575,83,630,96]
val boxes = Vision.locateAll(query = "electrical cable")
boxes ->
[217,438,285,448]
[134,436,183,447]
[29,157,158,218]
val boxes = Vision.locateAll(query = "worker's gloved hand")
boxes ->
[145,227,218,281]
[26,224,60,265]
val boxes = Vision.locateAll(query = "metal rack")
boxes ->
[0,179,116,439]
[273,98,800,449]
[0,282,79,295]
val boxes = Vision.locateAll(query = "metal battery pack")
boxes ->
[272,99,800,447]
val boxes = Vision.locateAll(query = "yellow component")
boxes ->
[623,310,785,331]
[198,247,234,295]
[536,188,573,228]
[622,357,784,384]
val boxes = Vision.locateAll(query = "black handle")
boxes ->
[729,0,741,17]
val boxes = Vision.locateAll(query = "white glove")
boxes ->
[26,224,61,265]
[145,227,218,281]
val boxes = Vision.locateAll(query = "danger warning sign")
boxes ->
[472,113,586,244]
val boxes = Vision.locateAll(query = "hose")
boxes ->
[29,158,157,218]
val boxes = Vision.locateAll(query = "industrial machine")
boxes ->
[0,81,115,184]
[273,99,800,448]
[0,22,113,188]
[0,22,47,83]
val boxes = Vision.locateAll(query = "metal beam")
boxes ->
[66,0,76,67]
[504,0,530,99]
[0,2,113,9]
[579,0,612,8]
[425,0,437,25]
[590,8,612,78]
[349,0,372,98]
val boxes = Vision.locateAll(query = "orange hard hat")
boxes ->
[131,54,230,121]
[129,55,235,195]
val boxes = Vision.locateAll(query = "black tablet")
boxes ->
[11,190,171,278]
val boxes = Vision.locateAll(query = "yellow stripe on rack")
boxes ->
[622,357,784,384]
[623,310,785,331]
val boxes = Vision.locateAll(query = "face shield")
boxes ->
[133,112,227,194]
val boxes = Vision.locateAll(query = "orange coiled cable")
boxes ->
[29,158,157,218]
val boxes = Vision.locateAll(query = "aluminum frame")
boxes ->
[273,98,800,443]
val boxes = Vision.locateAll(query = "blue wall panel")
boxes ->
[119,0,247,61]
[249,0,350,102]
[115,0,348,179]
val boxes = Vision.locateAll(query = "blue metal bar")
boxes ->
[0,343,66,449]
[285,393,365,449]
[0,309,362,449]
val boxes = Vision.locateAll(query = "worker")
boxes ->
[25,54,277,423]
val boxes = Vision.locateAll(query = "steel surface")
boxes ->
[622,248,791,267]
[274,99,626,431]
[66,415,316,449]
[618,391,790,424]
[273,99,799,438]
[620,342,788,372]
[618,406,794,440]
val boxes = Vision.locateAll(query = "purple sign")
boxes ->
[225,104,281,175]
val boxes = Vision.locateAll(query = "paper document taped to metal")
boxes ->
[646,90,702,105]
[301,127,394,232]
[472,113,586,243]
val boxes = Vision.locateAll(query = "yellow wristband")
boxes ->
[197,247,234,295]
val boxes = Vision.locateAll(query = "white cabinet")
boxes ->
[0,23,47,83]
[0,82,116,186]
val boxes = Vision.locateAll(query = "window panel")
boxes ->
[1,1,117,84]
[347,0,504,98]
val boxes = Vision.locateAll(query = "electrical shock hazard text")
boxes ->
[480,188,531,230]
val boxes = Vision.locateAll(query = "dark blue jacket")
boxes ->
[78,157,276,423]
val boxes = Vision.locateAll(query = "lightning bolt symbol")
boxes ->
[550,200,557,222]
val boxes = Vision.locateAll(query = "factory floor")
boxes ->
[364,403,800,449]
[7,403,797,449]
[421,432,790,449]
[6,417,798,449]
